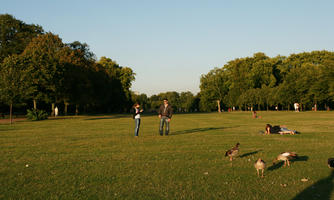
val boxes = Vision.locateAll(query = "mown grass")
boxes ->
[0,111,334,200]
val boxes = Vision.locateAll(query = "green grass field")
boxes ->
[1,111,334,200]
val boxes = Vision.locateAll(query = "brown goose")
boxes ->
[254,158,266,178]
[273,152,298,167]
[225,143,240,161]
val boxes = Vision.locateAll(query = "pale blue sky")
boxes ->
[1,0,334,96]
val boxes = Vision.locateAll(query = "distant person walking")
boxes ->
[133,103,143,137]
[294,103,299,112]
[158,98,173,136]
[54,106,59,117]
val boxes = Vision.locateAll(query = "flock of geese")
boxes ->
[225,143,334,178]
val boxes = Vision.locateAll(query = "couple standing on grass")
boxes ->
[132,98,173,137]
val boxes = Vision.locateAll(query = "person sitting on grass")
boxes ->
[252,111,257,118]
[265,124,297,135]
[252,110,261,119]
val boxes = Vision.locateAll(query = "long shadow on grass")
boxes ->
[291,155,309,163]
[267,162,284,171]
[48,117,76,120]
[171,127,227,135]
[84,115,130,120]
[268,155,309,171]
[292,170,334,200]
[239,150,262,158]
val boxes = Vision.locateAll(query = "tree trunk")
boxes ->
[33,99,37,110]
[217,100,221,113]
[64,102,69,116]
[51,103,55,117]
[9,103,13,125]
[75,104,79,115]
[288,104,290,111]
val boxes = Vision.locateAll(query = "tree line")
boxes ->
[200,51,334,112]
[0,14,135,121]
[1,14,333,121]
[131,91,200,113]
[133,51,334,113]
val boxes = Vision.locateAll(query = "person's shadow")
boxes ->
[84,115,129,120]
[172,127,225,135]
[292,170,334,200]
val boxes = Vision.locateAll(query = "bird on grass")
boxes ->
[254,158,266,178]
[225,143,240,161]
[328,158,334,168]
[273,152,298,167]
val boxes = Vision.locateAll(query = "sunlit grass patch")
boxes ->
[0,111,333,199]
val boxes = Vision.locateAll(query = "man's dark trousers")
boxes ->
[159,116,169,135]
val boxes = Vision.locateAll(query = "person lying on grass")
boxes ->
[265,124,297,135]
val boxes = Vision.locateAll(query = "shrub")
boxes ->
[26,109,48,121]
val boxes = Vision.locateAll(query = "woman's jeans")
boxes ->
[134,118,141,136]
[159,117,169,135]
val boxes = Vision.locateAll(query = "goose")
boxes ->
[273,152,298,167]
[225,143,240,161]
[254,158,266,178]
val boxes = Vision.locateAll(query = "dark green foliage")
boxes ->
[26,109,48,121]
[22,33,66,108]
[131,91,200,113]
[0,54,31,123]
[200,51,334,111]
[0,14,43,62]
[0,14,136,115]
[1,14,333,115]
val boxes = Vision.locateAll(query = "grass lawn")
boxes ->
[1,111,334,200]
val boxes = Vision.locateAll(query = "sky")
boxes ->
[1,0,334,96]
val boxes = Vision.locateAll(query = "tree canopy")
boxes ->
[200,51,334,111]
[0,14,43,62]
[0,14,136,116]
[1,14,333,117]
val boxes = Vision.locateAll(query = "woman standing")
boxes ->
[133,103,143,137]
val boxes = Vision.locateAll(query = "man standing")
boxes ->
[158,98,173,136]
